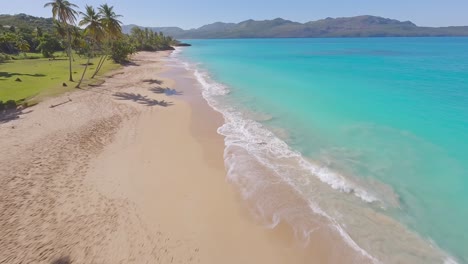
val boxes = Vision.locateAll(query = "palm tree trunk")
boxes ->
[92,55,106,78]
[92,39,113,78]
[76,55,90,88]
[67,27,73,82]
[95,55,107,76]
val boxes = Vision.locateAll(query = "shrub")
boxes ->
[5,100,17,110]
[37,34,62,58]
[111,39,136,64]
[0,53,10,62]
[0,101,4,111]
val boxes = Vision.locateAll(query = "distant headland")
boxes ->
[122,15,468,38]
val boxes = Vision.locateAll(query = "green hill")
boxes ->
[123,15,468,38]
[0,13,54,33]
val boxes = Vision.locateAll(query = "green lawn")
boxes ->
[0,53,120,103]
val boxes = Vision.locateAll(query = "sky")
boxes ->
[2,0,468,29]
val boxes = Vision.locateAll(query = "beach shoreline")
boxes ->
[0,51,363,263]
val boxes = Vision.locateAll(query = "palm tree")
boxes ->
[130,27,145,49]
[99,4,122,39]
[76,5,104,88]
[70,26,84,52]
[44,0,79,81]
[53,20,67,39]
[34,27,44,38]
[16,37,30,57]
[92,4,123,78]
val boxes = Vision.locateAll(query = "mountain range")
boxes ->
[123,15,468,38]
[2,14,468,39]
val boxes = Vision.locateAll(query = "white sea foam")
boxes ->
[189,62,380,204]
[444,257,460,264]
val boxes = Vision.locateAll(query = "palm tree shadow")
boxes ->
[150,87,183,96]
[143,79,163,85]
[122,61,140,67]
[0,72,47,78]
[113,92,173,107]
[51,256,71,264]
[0,109,33,124]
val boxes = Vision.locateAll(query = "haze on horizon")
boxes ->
[2,0,468,29]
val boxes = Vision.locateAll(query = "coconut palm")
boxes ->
[76,5,104,88]
[91,4,123,78]
[53,20,67,39]
[44,0,78,81]
[34,27,44,38]
[16,37,30,57]
[79,6,104,42]
[99,4,122,39]
[70,26,84,52]
[130,27,145,48]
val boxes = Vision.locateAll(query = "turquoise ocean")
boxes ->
[173,38,468,263]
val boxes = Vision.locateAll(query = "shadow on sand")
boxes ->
[143,79,163,85]
[0,109,33,124]
[122,61,140,67]
[113,92,173,107]
[150,87,183,96]
[51,256,71,264]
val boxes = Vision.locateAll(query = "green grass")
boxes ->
[0,53,120,103]
[10,52,44,60]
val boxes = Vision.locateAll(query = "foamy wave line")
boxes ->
[216,109,380,263]
[169,51,383,263]
[190,64,379,203]
[171,50,379,203]
[444,257,460,264]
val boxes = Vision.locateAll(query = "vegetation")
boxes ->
[129,27,179,51]
[76,5,104,88]
[111,37,135,63]
[0,2,183,106]
[1,12,181,60]
[0,14,55,33]
[92,4,123,78]
[0,100,18,111]
[0,52,119,102]
[37,33,62,58]
[44,0,79,81]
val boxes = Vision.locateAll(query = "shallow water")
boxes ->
[174,38,468,263]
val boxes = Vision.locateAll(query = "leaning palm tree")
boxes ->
[91,4,123,78]
[76,5,104,88]
[44,0,79,81]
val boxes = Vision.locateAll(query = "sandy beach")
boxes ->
[0,51,363,264]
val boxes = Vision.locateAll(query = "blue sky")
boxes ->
[2,0,468,29]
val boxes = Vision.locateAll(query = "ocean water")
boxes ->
[173,38,468,263]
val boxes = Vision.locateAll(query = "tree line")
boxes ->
[0,0,183,85]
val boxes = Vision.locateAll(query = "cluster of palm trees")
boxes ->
[130,27,179,51]
[44,0,123,87]
[0,32,30,56]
